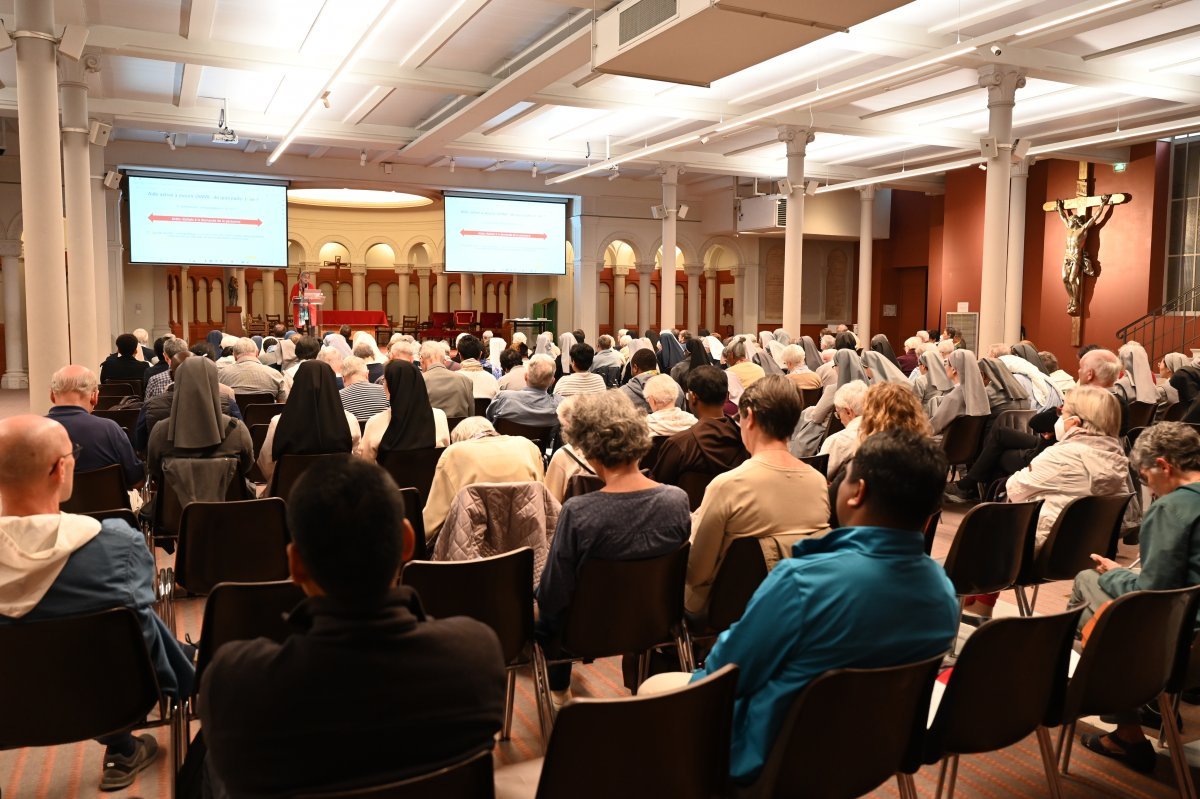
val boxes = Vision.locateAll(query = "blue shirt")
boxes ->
[47,405,144,489]
[695,526,958,783]
[485,386,562,430]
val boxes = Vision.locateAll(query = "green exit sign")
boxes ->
[1113,162,1128,172]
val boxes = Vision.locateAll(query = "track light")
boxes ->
[165,133,175,151]
[531,164,538,178]
[607,167,620,181]
[321,91,332,109]
[360,149,367,166]
[449,157,456,173]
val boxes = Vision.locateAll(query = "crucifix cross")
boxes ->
[1041,162,1132,345]
[323,255,344,310]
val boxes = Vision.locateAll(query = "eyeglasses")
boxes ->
[51,444,82,475]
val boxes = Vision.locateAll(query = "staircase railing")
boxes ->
[1116,284,1200,364]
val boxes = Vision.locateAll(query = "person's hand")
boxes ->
[1090,554,1119,573]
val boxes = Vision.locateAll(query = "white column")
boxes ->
[573,258,598,340]
[395,265,411,322]
[856,186,876,344]
[498,281,509,319]
[779,126,815,336]
[351,264,366,310]
[60,58,99,370]
[1005,157,1031,343]
[87,68,112,351]
[684,263,702,333]
[458,274,471,312]
[151,269,170,341]
[613,267,626,328]
[1,251,28,388]
[732,266,747,333]
[417,266,432,319]
[658,164,680,330]
[433,264,448,313]
[705,269,717,332]
[261,269,276,318]
[15,0,69,409]
[473,274,484,313]
[978,65,1026,348]
[106,189,124,340]
[636,262,654,333]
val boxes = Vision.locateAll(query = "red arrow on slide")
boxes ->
[148,213,263,226]
[459,229,547,239]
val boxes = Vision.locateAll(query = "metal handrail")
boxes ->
[1116,283,1200,364]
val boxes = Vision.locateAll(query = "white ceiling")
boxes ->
[0,0,1197,193]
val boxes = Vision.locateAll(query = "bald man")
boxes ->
[0,416,194,790]
[1078,348,1129,435]
[47,365,144,490]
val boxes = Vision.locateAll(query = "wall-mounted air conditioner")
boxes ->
[737,194,787,233]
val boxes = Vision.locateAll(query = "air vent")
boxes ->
[619,0,677,45]
[776,198,787,227]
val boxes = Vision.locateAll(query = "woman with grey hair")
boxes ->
[535,391,691,706]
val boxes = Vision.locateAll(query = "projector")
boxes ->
[212,128,239,144]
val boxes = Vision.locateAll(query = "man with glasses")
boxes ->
[47,365,145,491]
[0,415,194,791]
[1065,422,1200,772]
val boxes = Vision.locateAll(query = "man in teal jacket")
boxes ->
[1071,422,1200,773]
[693,428,960,785]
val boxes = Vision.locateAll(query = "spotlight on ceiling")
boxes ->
[607,167,620,181]
[165,133,175,151]
[321,91,332,109]
[360,149,367,166]
[531,163,539,178]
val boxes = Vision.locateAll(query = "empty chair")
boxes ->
[244,402,286,428]
[60,464,130,514]
[296,749,494,799]
[402,548,539,740]
[1126,400,1156,430]
[1013,494,1133,615]
[924,609,1082,799]
[690,536,768,638]
[175,498,290,595]
[234,391,277,409]
[377,447,444,502]
[493,419,555,452]
[676,471,715,511]
[194,580,306,684]
[494,665,738,799]
[941,501,1041,621]
[268,453,347,501]
[941,415,988,477]
[738,655,943,799]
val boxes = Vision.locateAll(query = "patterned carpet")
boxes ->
[2,484,1197,797]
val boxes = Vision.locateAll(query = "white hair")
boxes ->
[936,339,955,356]
[820,349,836,363]
[233,337,258,357]
[644,374,680,410]
[820,335,835,350]
[132,328,149,345]
[451,416,496,443]
[916,330,930,342]
[833,380,869,416]
[780,343,806,368]
[50,366,98,396]
[903,337,921,352]
[419,340,444,364]
[341,355,368,380]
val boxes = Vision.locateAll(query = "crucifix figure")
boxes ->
[1041,162,1131,344]
[323,255,344,310]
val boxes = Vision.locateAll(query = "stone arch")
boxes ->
[401,235,437,266]
[362,236,401,262]
[595,231,644,265]
[6,212,22,241]
[364,242,396,268]
[650,235,698,267]
[315,234,357,262]
[603,240,637,269]
[701,236,745,270]
[286,232,313,263]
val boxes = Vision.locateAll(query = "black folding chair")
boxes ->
[378,447,444,502]
[175,498,290,595]
[474,397,491,417]
[244,402,286,428]
[60,464,130,514]
[676,471,715,511]
[941,415,988,478]
[295,749,494,798]
[688,536,768,643]
[268,453,349,501]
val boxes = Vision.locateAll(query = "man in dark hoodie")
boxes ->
[649,365,748,485]
[620,347,683,412]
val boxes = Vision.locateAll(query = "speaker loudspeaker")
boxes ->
[979,137,999,159]
[58,25,89,61]
[89,121,112,146]
[103,171,122,190]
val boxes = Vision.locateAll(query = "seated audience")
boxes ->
[0,415,193,790]
[359,360,450,462]
[132,327,155,363]
[1040,350,1077,397]
[978,355,1030,416]
[420,340,474,419]
[621,348,682,412]
[687,375,830,617]
[781,344,822,391]
[1115,341,1159,408]
[422,417,545,542]
[554,343,608,396]
[657,331,686,375]
[645,373,698,436]
[649,365,748,485]
[790,350,868,457]
[99,333,150,386]
[46,365,144,490]
[137,350,241,450]
[591,334,623,371]
[1069,423,1200,773]
[536,391,691,705]
[669,338,710,386]
[339,356,390,423]
[218,337,288,401]
[486,354,561,430]
[144,337,169,381]
[144,337,189,400]
[818,379,868,477]
[998,348,1063,413]
[860,349,911,385]
[929,349,991,436]
[284,335,322,381]
[725,337,765,389]
[913,346,953,410]
[456,334,499,399]
[199,457,505,796]
[258,361,359,484]
[868,334,900,368]
[897,337,920,374]
[316,345,345,389]
[543,398,598,503]
[674,429,958,785]
[497,347,529,391]
[1162,352,1200,407]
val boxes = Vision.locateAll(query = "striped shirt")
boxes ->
[552,372,608,397]
[339,380,391,422]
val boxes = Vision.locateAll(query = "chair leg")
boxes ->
[1013,587,1029,617]
[501,668,516,740]
[674,631,695,673]
[1058,721,1077,774]
[169,697,182,799]
[1036,726,1064,799]
[896,773,916,799]
[635,652,649,694]
[1029,585,1040,614]
[1159,692,1198,799]
[935,757,948,799]
[946,753,960,799]
[531,645,554,741]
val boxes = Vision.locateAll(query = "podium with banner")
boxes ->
[292,288,325,333]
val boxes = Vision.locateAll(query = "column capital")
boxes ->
[857,185,876,201]
[656,163,682,183]
[612,265,629,277]
[704,268,718,280]
[977,65,1026,107]
[430,262,445,275]
[413,265,432,277]
[636,262,656,275]
[0,239,22,257]
[394,263,411,276]
[778,126,815,154]
[82,52,101,74]
[349,263,368,276]
[684,263,704,277]
[1011,157,1032,179]
[730,266,747,278]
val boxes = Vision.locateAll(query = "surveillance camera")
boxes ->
[989,44,1002,56]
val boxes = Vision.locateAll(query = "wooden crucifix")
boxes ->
[323,255,344,311]
[1041,162,1131,345]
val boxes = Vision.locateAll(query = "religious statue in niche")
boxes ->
[227,277,239,307]
[1041,162,1131,344]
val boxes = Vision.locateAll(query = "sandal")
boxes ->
[1080,732,1156,774]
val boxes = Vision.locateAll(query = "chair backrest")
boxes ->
[1063,586,1200,722]
[244,402,286,428]
[176,498,291,595]
[534,665,738,799]
[269,453,347,501]
[676,471,714,511]
[473,397,491,417]
[195,580,306,684]
[563,472,605,501]
[250,423,271,459]
[639,435,667,470]
[1126,400,1157,430]
[594,364,622,389]
[430,311,453,327]
[98,381,137,397]
[378,447,444,503]
[235,391,277,409]
[922,511,941,556]
[93,407,141,431]
[752,654,943,799]
[60,464,130,513]
[453,310,476,327]
[1033,493,1133,581]
[94,394,137,411]
[0,608,160,747]
[928,609,1082,759]
[295,749,494,799]
[446,416,467,432]
[154,457,247,537]
[800,387,823,409]
[493,419,554,451]
[941,414,987,466]
[85,508,140,529]
[993,409,1036,434]
[560,543,689,659]
[706,536,769,632]
[1165,401,1188,422]
[1124,425,1147,451]
[401,548,534,666]
[942,501,1041,596]
[479,312,503,328]
[397,487,429,562]
[799,453,829,476]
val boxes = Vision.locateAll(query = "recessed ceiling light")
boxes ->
[287,188,433,209]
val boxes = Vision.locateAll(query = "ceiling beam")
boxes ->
[181,0,218,40]
[402,0,493,69]
[1083,22,1200,60]
[175,63,202,108]
[998,44,1200,105]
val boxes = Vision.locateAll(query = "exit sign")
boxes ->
[1113,162,1128,172]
